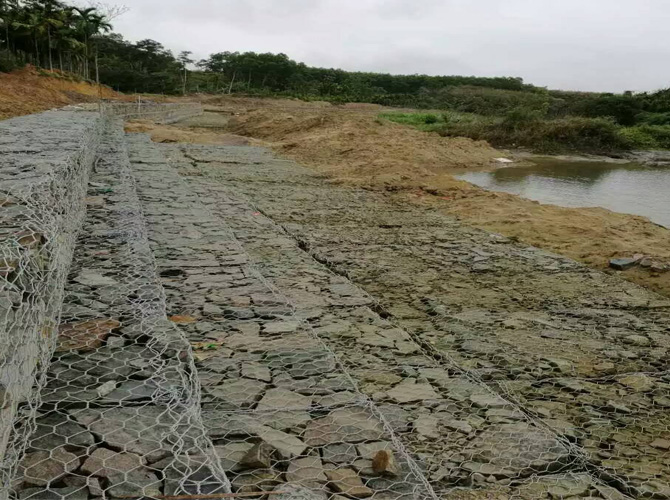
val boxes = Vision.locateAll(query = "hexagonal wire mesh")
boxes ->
[3,105,437,500]
[149,139,670,499]
[5,102,667,500]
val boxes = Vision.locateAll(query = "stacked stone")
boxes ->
[125,134,438,500]
[0,110,104,492]
[102,102,203,124]
[134,141,603,499]
[164,142,670,499]
[10,121,227,499]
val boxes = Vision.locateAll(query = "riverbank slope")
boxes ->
[126,96,670,297]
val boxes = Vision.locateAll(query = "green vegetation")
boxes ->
[381,110,670,153]
[0,0,112,79]
[3,1,670,152]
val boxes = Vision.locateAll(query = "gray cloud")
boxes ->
[113,0,669,92]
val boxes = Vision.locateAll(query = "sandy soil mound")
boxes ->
[227,109,500,188]
[125,119,253,146]
[0,66,121,120]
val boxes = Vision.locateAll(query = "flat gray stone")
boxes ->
[72,407,174,463]
[73,269,118,287]
[387,379,439,403]
[272,483,328,500]
[107,469,161,498]
[241,362,272,382]
[263,321,301,334]
[215,442,255,471]
[462,422,569,478]
[609,258,639,270]
[304,408,385,446]
[81,448,144,477]
[286,456,327,484]
[30,413,95,451]
[322,443,358,464]
[207,379,267,407]
[18,448,79,486]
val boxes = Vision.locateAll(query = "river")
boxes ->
[457,157,670,228]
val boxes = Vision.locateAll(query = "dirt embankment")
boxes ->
[136,96,670,297]
[0,66,122,120]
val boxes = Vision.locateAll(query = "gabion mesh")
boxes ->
[3,103,669,499]
[101,101,203,124]
[154,140,670,499]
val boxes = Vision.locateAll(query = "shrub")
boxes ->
[423,114,438,124]
[620,125,670,150]
[0,50,20,73]
[440,115,629,153]
[636,112,670,126]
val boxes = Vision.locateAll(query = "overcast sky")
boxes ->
[111,0,670,93]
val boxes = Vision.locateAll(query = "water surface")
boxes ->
[458,158,670,228]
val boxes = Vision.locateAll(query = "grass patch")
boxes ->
[378,112,446,132]
[379,110,670,153]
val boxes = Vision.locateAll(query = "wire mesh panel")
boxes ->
[11,121,228,499]
[162,141,670,499]
[2,106,218,499]
[5,103,668,499]
[125,133,438,499]
[0,110,104,493]
[102,102,203,124]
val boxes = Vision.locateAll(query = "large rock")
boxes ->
[257,388,312,412]
[256,388,313,429]
[462,423,570,478]
[19,448,79,486]
[616,373,655,392]
[387,379,439,403]
[71,407,176,463]
[241,362,272,382]
[73,269,118,287]
[271,483,328,500]
[206,379,267,408]
[81,448,145,477]
[324,468,373,498]
[286,456,327,485]
[304,408,385,446]
[255,426,307,458]
[29,413,95,451]
[107,469,161,498]
[215,442,255,471]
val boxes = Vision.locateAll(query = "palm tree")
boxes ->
[74,7,110,81]
[13,10,45,66]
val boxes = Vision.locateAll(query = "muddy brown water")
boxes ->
[458,157,670,228]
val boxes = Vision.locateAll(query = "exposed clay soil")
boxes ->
[128,95,670,297]
[0,66,122,120]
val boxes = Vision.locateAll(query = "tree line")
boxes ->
[0,0,114,80]
[3,1,670,128]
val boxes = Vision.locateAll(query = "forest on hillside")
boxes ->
[3,0,670,151]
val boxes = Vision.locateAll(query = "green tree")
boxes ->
[178,50,193,95]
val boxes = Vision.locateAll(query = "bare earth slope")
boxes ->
[0,66,120,120]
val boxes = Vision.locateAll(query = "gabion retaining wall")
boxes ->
[0,103,203,496]
[102,101,203,124]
